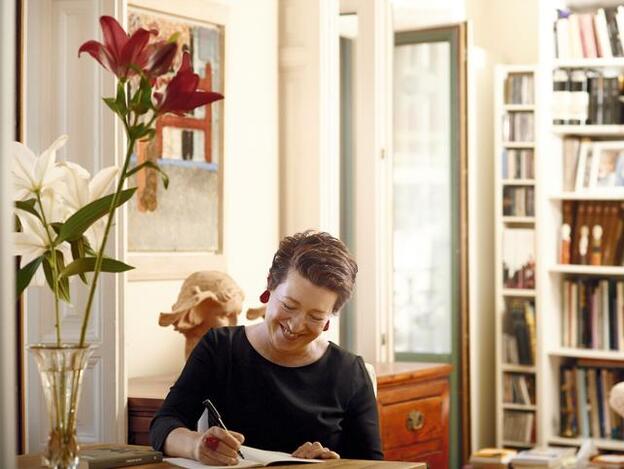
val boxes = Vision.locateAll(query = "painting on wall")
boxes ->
[127,8,224,253]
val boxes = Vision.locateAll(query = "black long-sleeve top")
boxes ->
[149,326,383,460]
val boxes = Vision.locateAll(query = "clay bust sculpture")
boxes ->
[159,271,251,359]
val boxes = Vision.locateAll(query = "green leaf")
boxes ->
[59,257,134,279]
[41,253,70,303]
[70,237,88,283]
[115,82,128,116]
[125,161,169,189]
[15,199,40,219]
[16,256,43,297]
[56,187,137,244]
[55,250,71,303]
[103,97,120,115]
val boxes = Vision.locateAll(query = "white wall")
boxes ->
[126,0,278,379]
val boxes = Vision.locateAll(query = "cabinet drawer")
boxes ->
[380,395,443,449]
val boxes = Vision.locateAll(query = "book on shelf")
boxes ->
[559,362,624,440]
[554,7,624,60]
[505,73,534,105]
[504,373,535,406]
[552,69,622,126]
[503,299,536,366]
[562,278,624,351]
[503,187,535,217]
[560,201,624,266]
[502,149,534,180]
[503,228,535,290]
[510,446,576,468]
[166,446,322,469]
[503,409,535,445]
[590,454,624,468]
[502,112,534,142]
[77,445,162,469]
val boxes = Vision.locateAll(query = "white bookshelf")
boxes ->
[532,0,624,452]
[495,65,540,449]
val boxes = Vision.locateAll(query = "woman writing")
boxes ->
[150,231,383,465]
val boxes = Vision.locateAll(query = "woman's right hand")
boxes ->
[193,426,245,466]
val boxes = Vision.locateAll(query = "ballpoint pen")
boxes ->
[203,398,245,459]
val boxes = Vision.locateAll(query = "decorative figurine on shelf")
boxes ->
[560,223,571,264]
[159,271,248,359]
[579,225,590,265]
[591,225,603,266]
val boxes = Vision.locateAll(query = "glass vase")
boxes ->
[28,344,95,469]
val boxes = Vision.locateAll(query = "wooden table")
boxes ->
[17,453,426,469]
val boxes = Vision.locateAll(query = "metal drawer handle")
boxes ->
[406,410,425,431]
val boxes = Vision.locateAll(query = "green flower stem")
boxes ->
[35,191,61,347]
[78,131,136,347]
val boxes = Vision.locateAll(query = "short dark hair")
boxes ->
[267,231,358,312]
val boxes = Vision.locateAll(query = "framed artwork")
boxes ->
[126,1,227,280]
[589,142,624,190]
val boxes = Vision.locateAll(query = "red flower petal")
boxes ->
[144,41,177,77]
[78,40,113,73]
[100,16,128,63]
[120,27,152,75]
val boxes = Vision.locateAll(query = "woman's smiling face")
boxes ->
[264,269,337,358]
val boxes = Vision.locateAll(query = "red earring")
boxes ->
[260,290,270,304]
[323,320,330,331]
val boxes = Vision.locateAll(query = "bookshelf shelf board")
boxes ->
[548,436,624,451]
[502,142,535,149]
[549,265,624,276]
[502,403,537,411]
[501,288,536,297]
[502,440,534,449]
[504,104,535,111]
[550,192,624,201]
[501,364,536,373]
[502,179,535,186]
[554,58,624,68]
[502,216,535,224]
[549,348,624,360]
[552,125,624,136]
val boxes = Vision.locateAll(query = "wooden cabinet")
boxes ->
[375,362,451,469]
[127,362,451,468]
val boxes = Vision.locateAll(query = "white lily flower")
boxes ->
[15,209,73,287]
[14,211,49,267]
[57,162,119,213]
[12,135,68,200]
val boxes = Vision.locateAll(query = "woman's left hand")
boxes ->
[292,442,340,459]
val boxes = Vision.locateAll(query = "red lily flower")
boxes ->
[142,40,178,81]
[153,52,224,116]
[78,16,154,80]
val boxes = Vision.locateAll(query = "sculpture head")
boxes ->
[159,271,245,359]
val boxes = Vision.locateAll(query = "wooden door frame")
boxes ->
[393,22,470,466]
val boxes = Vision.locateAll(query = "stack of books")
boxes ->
[510,447,577,468]
[469,448,517,468]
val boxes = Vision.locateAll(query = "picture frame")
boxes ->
[126,0,229,281]
[588,141,624,191]
[574,140,593,192]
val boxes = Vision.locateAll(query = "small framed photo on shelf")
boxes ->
[574,141,594,192]
[588,142,624,191]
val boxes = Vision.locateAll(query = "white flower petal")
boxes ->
[39,189,66,224]
[12,141,37,191]
[89,166,119,202]
[13,232,46,265]
[57,162,90,211]
[31,266,46,287]
[16,211,50,246]
[34,135,68,187]
[85,219,106,252]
